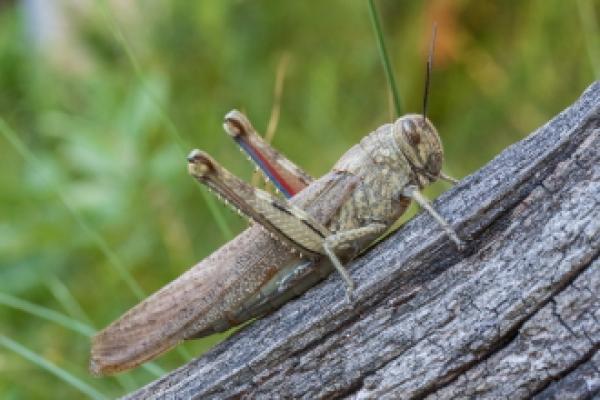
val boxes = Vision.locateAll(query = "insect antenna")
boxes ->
[422,23,438,120]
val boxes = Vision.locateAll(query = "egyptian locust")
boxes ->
[89,105,464,375]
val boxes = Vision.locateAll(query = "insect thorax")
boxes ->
[328,121,417,233]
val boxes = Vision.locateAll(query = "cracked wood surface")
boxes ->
[126,81,600,400]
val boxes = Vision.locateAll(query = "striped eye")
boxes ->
[402,120,420,146]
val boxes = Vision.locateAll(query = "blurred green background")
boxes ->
[0,0,597,398]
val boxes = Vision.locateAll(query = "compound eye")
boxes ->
[402,119,420,146]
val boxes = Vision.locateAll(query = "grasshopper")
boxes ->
[90,108,464,375]
[90,32,464,376]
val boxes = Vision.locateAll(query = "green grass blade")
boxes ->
[140,360,167,377]
[0,118,145,299]
[0,291,165,378]
[95,0,233,241]
[94,1,187,151]
[0,335,108,400]
[46,280,150,387]
[0,292,95,337]
[46,276,94,326]
[368,0,403,117]
[42,281,142,389]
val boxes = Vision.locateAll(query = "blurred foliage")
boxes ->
[0,0,597,398]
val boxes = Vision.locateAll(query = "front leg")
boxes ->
[402,185,464,249]
[224,110,313,198]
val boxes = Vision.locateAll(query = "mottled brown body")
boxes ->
[90,111,462,375]
[329,118,435,233]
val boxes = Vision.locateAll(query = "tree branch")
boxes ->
[126,81,600,400]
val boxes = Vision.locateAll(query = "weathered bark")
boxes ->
[126,81,600,400]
